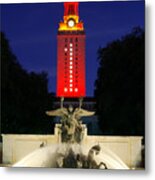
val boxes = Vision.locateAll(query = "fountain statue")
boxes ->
[46,97,95,143]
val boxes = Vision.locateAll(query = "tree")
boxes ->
[94,27,144,136]
[1,32,55,134]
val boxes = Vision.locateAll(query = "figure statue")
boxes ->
[75,145,108,169]
[46,97,95,143]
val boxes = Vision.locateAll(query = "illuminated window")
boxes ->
[70,43,73,47]
[70,52,73,56]
[70,57,73,60]
[70,88,73,92]
[70,61,73,65]
[69,66,73,69]
[70,48,73,52]
[70,70,73,73]
[64,88,68,92]
[75,88,78,92]
[64,48,68,52]
[70,79,73,83]
[70,75,73,78]
[70,84,73,87]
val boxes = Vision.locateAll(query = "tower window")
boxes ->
[64,88,68,92]
[64,48,68,52]
[69,66,73,70]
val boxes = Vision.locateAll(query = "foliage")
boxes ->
[1,32,55,134]
[94,27,144,135]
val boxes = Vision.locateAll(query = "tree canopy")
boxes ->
[94,27,144,136]
[1,32,55,134]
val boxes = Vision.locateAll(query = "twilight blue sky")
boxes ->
[1,1,145,96]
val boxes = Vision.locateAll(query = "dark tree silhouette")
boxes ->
[1,32,55,134]
[94,27,144,136]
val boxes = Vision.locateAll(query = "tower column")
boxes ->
[57,2,86,98]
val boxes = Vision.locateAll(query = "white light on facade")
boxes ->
[70,61,73,65]
[70,52,73,56]
[70,70,73,73]
[70,84,73,87]
[64,88,68,92]
[70,79,73,83]
[70,88,73,92]
[64,48,68,52]
[69,66,73,69]
[70,57,73,60]
[70,48,73,52]
[70,43,73,47]
[75,88,78,92]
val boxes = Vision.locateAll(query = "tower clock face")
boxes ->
[67,19,75,27]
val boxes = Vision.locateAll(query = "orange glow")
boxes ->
[58,3,84,31]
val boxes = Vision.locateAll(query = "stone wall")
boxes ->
[0,143,2,164]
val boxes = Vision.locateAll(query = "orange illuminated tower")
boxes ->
[57,2,85,97]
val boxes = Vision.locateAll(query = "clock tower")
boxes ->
[57,2,86,97]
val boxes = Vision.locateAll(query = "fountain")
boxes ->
[12,97,129,169]
[13,143,129,169]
